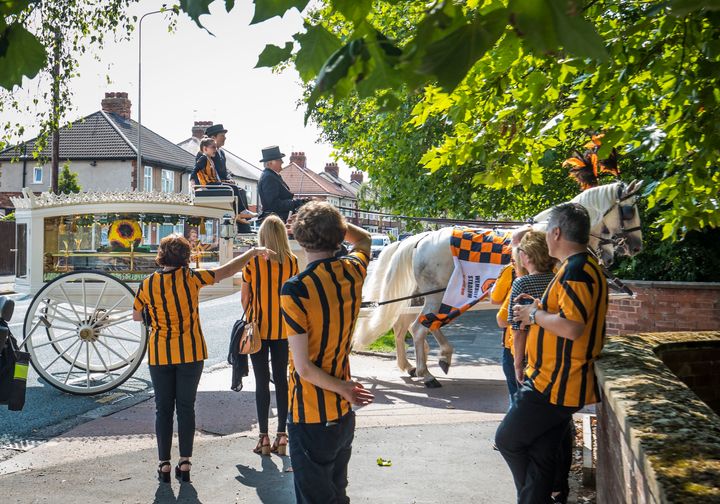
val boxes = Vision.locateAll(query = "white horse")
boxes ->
[355,180,644,387]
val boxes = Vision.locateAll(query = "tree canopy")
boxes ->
[2,0,719,241]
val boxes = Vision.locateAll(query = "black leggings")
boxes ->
[250,339,289,433]
[149,361,204,461]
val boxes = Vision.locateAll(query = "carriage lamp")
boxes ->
[220,214,235,241]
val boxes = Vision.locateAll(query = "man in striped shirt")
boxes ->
[281,201,374,504]
[496,203,608,504]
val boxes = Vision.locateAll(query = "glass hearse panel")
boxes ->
[43,213,219,282]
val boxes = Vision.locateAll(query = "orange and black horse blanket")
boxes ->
[419,228,512,330]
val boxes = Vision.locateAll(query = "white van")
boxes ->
[370,234,391,258]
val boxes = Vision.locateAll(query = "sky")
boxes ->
[8,0,352,178]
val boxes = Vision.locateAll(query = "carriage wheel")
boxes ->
[23,271,147,395]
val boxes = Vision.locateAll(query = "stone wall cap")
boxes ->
[617,279,720,290]
[595,331,720,503]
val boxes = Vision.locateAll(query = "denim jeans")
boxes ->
[287,411,355,504]
[495,380,578,504]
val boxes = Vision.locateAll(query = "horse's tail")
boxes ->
[354,234,423,348]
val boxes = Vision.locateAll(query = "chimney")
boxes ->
[324,162,339,178]
[192,121,213,139]
[350,170,364,184]
[290,151,306,168]
[101,92,132,119]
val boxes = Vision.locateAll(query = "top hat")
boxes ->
[205,124,227,136]
[260,146,285,163]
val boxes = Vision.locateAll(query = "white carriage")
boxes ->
[11,188,248,395]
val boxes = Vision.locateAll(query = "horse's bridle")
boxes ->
[590,183,642,256]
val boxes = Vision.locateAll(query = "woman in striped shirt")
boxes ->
[133,234,272,482]
[507,230,557,384]
[241,215,299,456]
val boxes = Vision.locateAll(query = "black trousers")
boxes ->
[250,339,289,433]
[149,361,204,461]
[495,380,578,504]
[288,412,355,504]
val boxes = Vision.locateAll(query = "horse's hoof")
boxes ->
[424,378,442,388]
[408,368,417,378]
[439,360,450,375]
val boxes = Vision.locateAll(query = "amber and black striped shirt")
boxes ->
[191,155,220,186]
[491,264,515,349]
[525,252,608,407]
[133,267,215,366]
[281,250,369,424]
[242,254,299,340]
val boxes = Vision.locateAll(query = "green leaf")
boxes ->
[0,24,46,90]
[0,0,33,16]
[546,1,608,62]
[356,34,403,98]
[668,0,720,16]
[334,0,372,25]
[251,0,310,24]
[305,42,361,123]
[418,8,508,91]
[255,41,293,68]
[294,23,343,83]
[511,0,607,61]
[376,457,392,467]
[225,0,236,11]
[180,0,215,30]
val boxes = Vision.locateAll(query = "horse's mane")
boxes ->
[533,181,622,228]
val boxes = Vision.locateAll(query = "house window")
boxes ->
[33,166,43,184]
[144,166,153,192]
[161,169,174,192]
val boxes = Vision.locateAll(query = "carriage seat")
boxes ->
[191,185,235,210]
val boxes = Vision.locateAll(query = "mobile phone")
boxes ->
[518,297,534,306]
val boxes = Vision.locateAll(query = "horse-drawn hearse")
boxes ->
[9,186,244,395]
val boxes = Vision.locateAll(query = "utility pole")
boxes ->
[50,28,61,193]
[137,10,163,188]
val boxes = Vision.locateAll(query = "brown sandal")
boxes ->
[271,433,288,456]
[253,433,271,456]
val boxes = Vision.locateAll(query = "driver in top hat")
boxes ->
[257,146,309,223]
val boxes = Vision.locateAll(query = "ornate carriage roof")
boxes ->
[11,188,193,209]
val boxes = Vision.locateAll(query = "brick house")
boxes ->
[281,152,359,223]
[177,121,263,210]
[0,92,193,213]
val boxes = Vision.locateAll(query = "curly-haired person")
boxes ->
[280,201,374,504]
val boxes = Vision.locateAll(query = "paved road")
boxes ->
[0,290,248,452]
[0,265,504,460]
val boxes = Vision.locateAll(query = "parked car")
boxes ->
[398,232,413,241]
[370,234,391,258]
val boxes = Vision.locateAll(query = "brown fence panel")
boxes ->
[0,221,16,275]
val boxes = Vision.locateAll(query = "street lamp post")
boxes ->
[137,9,162,191]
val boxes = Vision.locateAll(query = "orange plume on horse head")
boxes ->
[563,133,621,190]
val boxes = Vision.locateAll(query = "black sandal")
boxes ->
[175,460,192,482]
[157,461,171,483]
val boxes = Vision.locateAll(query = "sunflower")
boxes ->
[108,219,142,249]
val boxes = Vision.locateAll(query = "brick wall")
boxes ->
[607,281,720,336]
[596,396,658,504]
[656,344,720,414]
